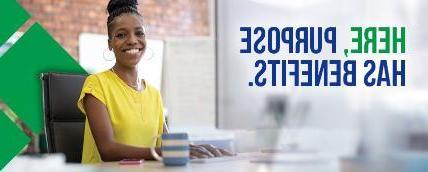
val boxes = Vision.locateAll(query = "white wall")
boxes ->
[162,37,216,130]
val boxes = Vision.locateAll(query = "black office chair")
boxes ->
[41,73,87,163]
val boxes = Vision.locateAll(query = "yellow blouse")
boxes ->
[77,70,164,164]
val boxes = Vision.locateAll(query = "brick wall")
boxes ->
[18,0,210,60]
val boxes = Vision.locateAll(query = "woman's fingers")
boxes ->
[190,145,214,158]
[196,146,215,157]
[218,148,236,156]
[189,144,236,158]
[200,144,222,157]
[190,147,208,159]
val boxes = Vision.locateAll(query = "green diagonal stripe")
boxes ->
[0,111,30,170]
[0,23,87,134]
[0,1,88,169]
[0,0,30,46]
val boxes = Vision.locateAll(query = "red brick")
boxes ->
[17,0,209,60]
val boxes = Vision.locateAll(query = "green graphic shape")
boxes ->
[0,0,30,46]
[0,23,87,134]
[0,111,30,170]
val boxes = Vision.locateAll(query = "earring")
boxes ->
[141,47,155,61]
[103,48,115,61]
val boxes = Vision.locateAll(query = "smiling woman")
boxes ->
[77,0,233,164]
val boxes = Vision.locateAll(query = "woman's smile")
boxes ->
[123,48,141,54]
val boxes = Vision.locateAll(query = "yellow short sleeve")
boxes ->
[77,75,106,114]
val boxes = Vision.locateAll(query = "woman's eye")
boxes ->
[116,33,126,39]
[136,31,145,38]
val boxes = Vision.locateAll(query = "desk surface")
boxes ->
[5,152,340,172]
[92,152,339,172]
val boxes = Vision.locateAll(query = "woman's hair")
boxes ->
[106,0,142,39]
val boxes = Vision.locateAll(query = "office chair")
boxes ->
[41,73,87,163]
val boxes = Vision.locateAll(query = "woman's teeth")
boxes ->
[125,49,140,54]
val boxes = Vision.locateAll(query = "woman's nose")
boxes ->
[127,34,138,45]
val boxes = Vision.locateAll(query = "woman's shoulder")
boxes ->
[143,82,163,103]
[81,70,116,90]
[143,81,161,95]
[85,70,113,81]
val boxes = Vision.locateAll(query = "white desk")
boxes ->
[5,152,340,172]
[95,152,339,172]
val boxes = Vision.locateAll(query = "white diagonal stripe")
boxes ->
[162,140,189,146]
[162,150,190,157]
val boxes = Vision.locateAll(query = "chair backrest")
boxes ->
[41,73,87,163]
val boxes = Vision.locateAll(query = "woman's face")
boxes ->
[108,13,146,68]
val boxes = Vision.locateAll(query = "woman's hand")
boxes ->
[189,144,236,159]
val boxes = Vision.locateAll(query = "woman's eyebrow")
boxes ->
[134,27,144,30]
[113,28,127,33]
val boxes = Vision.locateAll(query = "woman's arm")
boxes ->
[85,93,233,161]
[84,94,160,161]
